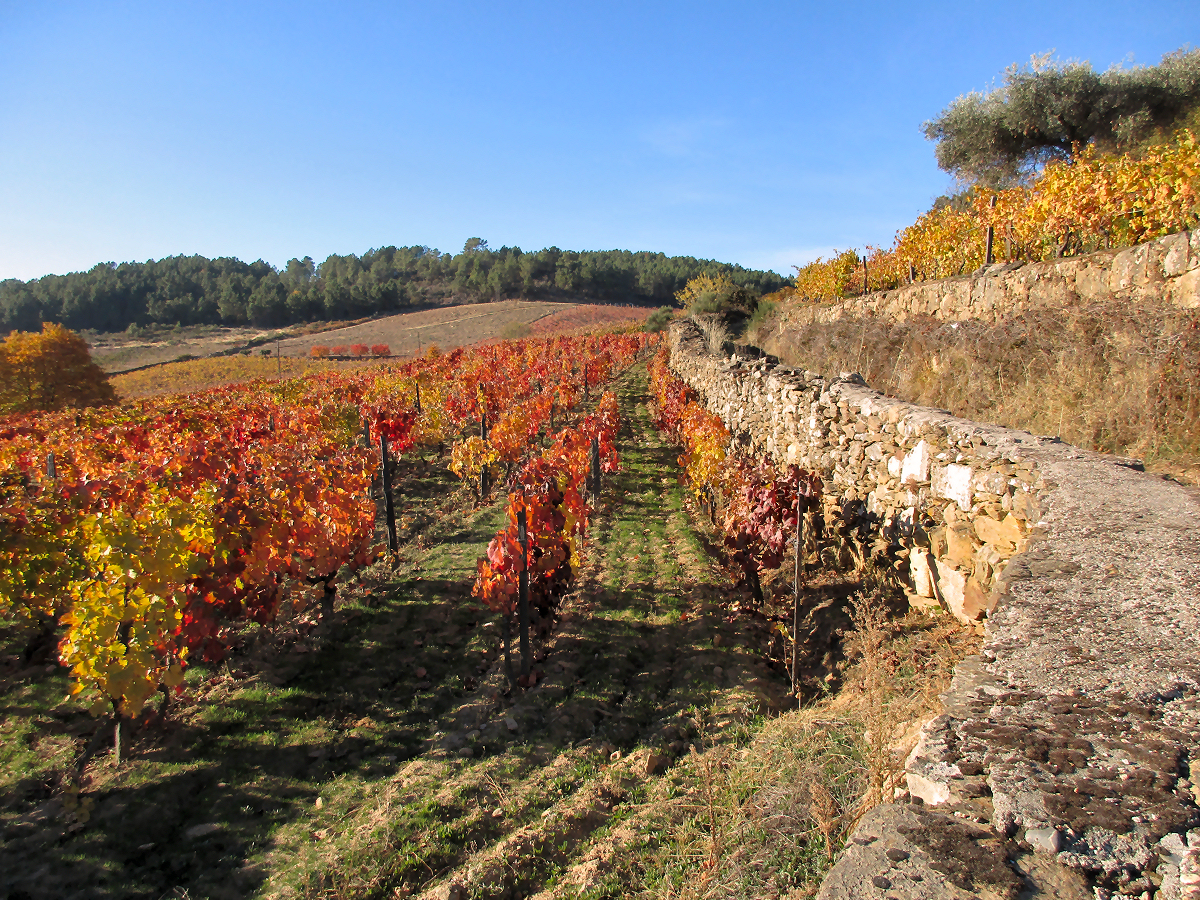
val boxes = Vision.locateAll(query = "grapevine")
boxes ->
[790,128,1200,300]
[0,330,655,739]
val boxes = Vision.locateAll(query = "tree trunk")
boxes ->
[321,576,336,618]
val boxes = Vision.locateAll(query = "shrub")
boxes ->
[370,343,390,356]
[310,345,331,358]
[747,298,778,333]
[644,306,675,333]
[349,343,369,356]
[331,345,348,356]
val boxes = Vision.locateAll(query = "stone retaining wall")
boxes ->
[668,319,1059,625]
[667,318,1200,898]
[777,228,1200,330]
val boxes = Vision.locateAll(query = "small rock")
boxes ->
[315,797,324,809]
[646,752,669,775]
[457,746,474,758]
[505,717,518,732]
[1025,826,1061,854]
[138,842,156,851]
[491,807,504,819]
[885,848,910,862]
[609,750,621,762]
[712,666,723,678]
[184,823,222,840]
[415,667,427,678]
[872,875,891,889]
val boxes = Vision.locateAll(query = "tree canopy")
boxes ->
[923,48,1200,187]
[0,323,116,414]
[0,245,788,335]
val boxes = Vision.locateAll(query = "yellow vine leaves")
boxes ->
[59,486,216,717]
[789,128,1200,300]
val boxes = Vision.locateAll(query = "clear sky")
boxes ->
[0,1,1195,281]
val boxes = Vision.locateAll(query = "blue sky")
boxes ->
[0,1,1195,281]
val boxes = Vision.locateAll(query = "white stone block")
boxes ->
[933,463,973,510]
[910,550,936,598]
[900,440,932,484]
[934,558,970,623]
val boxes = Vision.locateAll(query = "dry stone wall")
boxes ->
[668,320,1060,624]
[777,227,1200,329]
[667,318,1200,898]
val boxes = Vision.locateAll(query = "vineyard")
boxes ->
[790,128,1200,300]
[0,330,974,900]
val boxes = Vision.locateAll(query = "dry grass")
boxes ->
[695,317,731,356]
[86,319,374,373]
[758,298,1200,482]
[640,588,978,900]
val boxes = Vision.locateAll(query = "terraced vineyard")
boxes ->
[0,364,975,900]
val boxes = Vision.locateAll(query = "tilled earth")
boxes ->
[0,367,797,900]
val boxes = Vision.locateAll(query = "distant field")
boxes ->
[530,304,650,334]
[274,299,577,358]
[111,357,358,400]
[108,301,651,399]
[87,320,368,374]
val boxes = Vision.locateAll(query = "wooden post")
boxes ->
[380,432,398,555]
[792,476,804,700]
[590,436,601,506]
[414,382,422,415]
[908,262,916,284]
[517,506,530,680]
[269,413,275,434]
[583,363,588,401]
[479,412,489,498]
[862,254,869,294]
[46,451,56,481]
[985,195,997,266]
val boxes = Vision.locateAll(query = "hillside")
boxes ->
[0,244,785,335]
[105,302,650,399]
